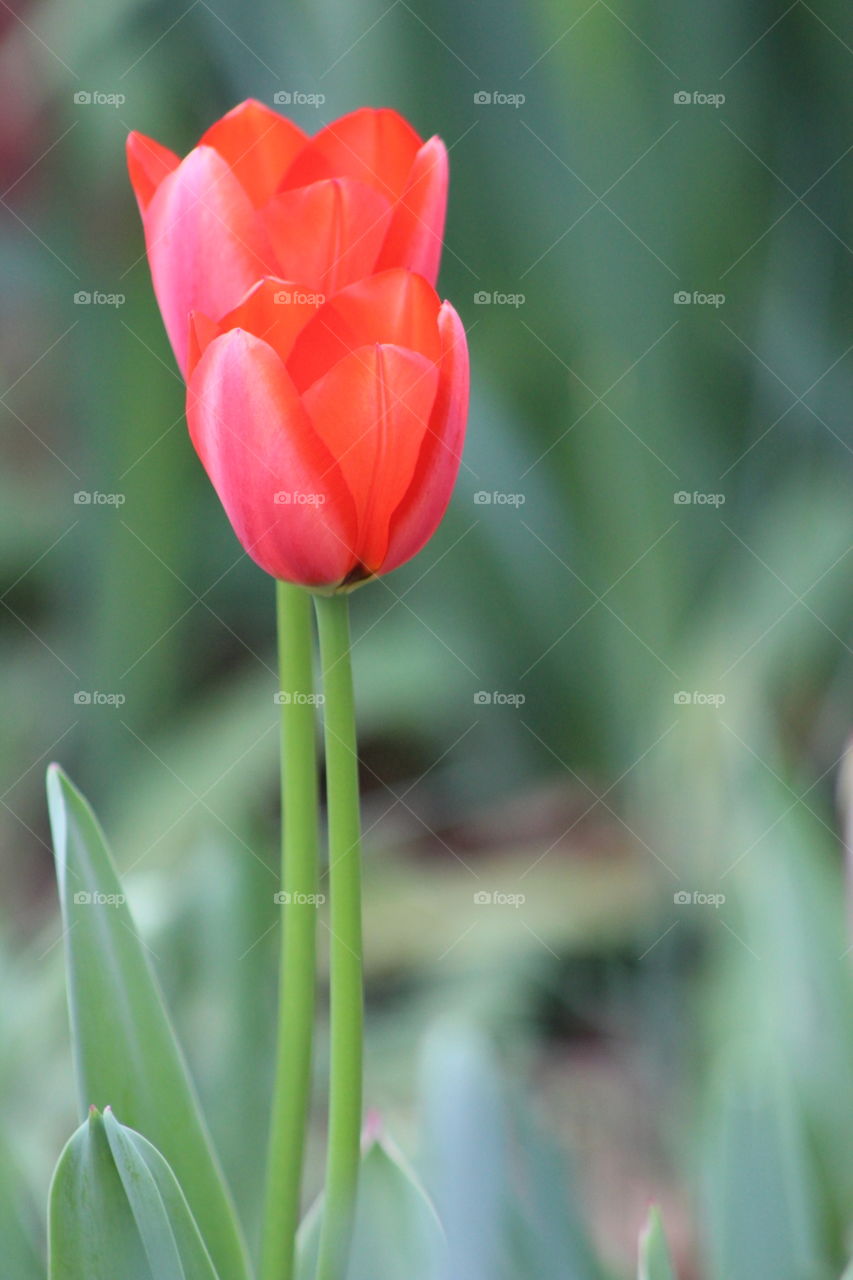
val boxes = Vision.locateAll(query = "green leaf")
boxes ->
[295,1127,446,1280]
[638,1207,675,1280]
[49,1107,219,1280]
[46,766,251,1280]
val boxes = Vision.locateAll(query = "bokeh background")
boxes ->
[1,0,853,1276]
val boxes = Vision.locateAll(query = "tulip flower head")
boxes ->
[127,100,449,376]
[185,269,468,591]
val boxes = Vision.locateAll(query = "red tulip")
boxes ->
[127,101,448,376]
[185,269,468,589]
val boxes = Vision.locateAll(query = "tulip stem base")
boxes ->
[261,582,319,1280]
[314,592,364,1280]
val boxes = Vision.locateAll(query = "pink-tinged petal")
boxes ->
[143,146,274,375]
[280,107,421,203]
[376,136,448,285]
[199,99,307,207]
[261,177,392,297]
[187,329,358,586]
[381,302,469,575]
[288,269,441,394]
[302,343,439,571]
[126,131,180,213]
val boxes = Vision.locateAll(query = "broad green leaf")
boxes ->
[295,1129,446,1280]
[103,1109,219,1280]
[49,1107,218,1280]
[701,1046,823,1280]
[638,1207,675,1280]
[46,766,251,1280]
[419,1023,508,1280]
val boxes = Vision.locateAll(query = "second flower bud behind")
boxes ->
[186,269,469,591]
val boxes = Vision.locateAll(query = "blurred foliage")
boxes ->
[1,0,852,1275]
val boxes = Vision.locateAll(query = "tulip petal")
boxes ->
[376,136,448,285]
[381,302,469,574]
[302,343,439,571]
[288,269,441,394]
[126,131,180,213]
[187,330,357,585]
[199,98,307,207]
[261,177,392,297]
[280,107,421,203]
[216,277,324,366]
[143,146,274,375]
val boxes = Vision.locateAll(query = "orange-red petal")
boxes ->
[280,107,421,203]
[199,99,307,207]
[126,131,180,212]
[288,269,441,394]
[376,135,448,285]
[302,343,439,570]
[382,302,469,574]
[187,330,357,585]
[261,177,392,297]
[143,146,274,375]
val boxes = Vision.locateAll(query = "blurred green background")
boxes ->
[1,0,852,1276]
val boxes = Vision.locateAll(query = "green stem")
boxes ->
[261,582,320,1280]
[314,593,364,1280]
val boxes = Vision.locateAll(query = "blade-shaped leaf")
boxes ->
[46,765,251,1280]
[49,1107,219,1280]
[296,1126,446,1280]
[638,1207,675,1280]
